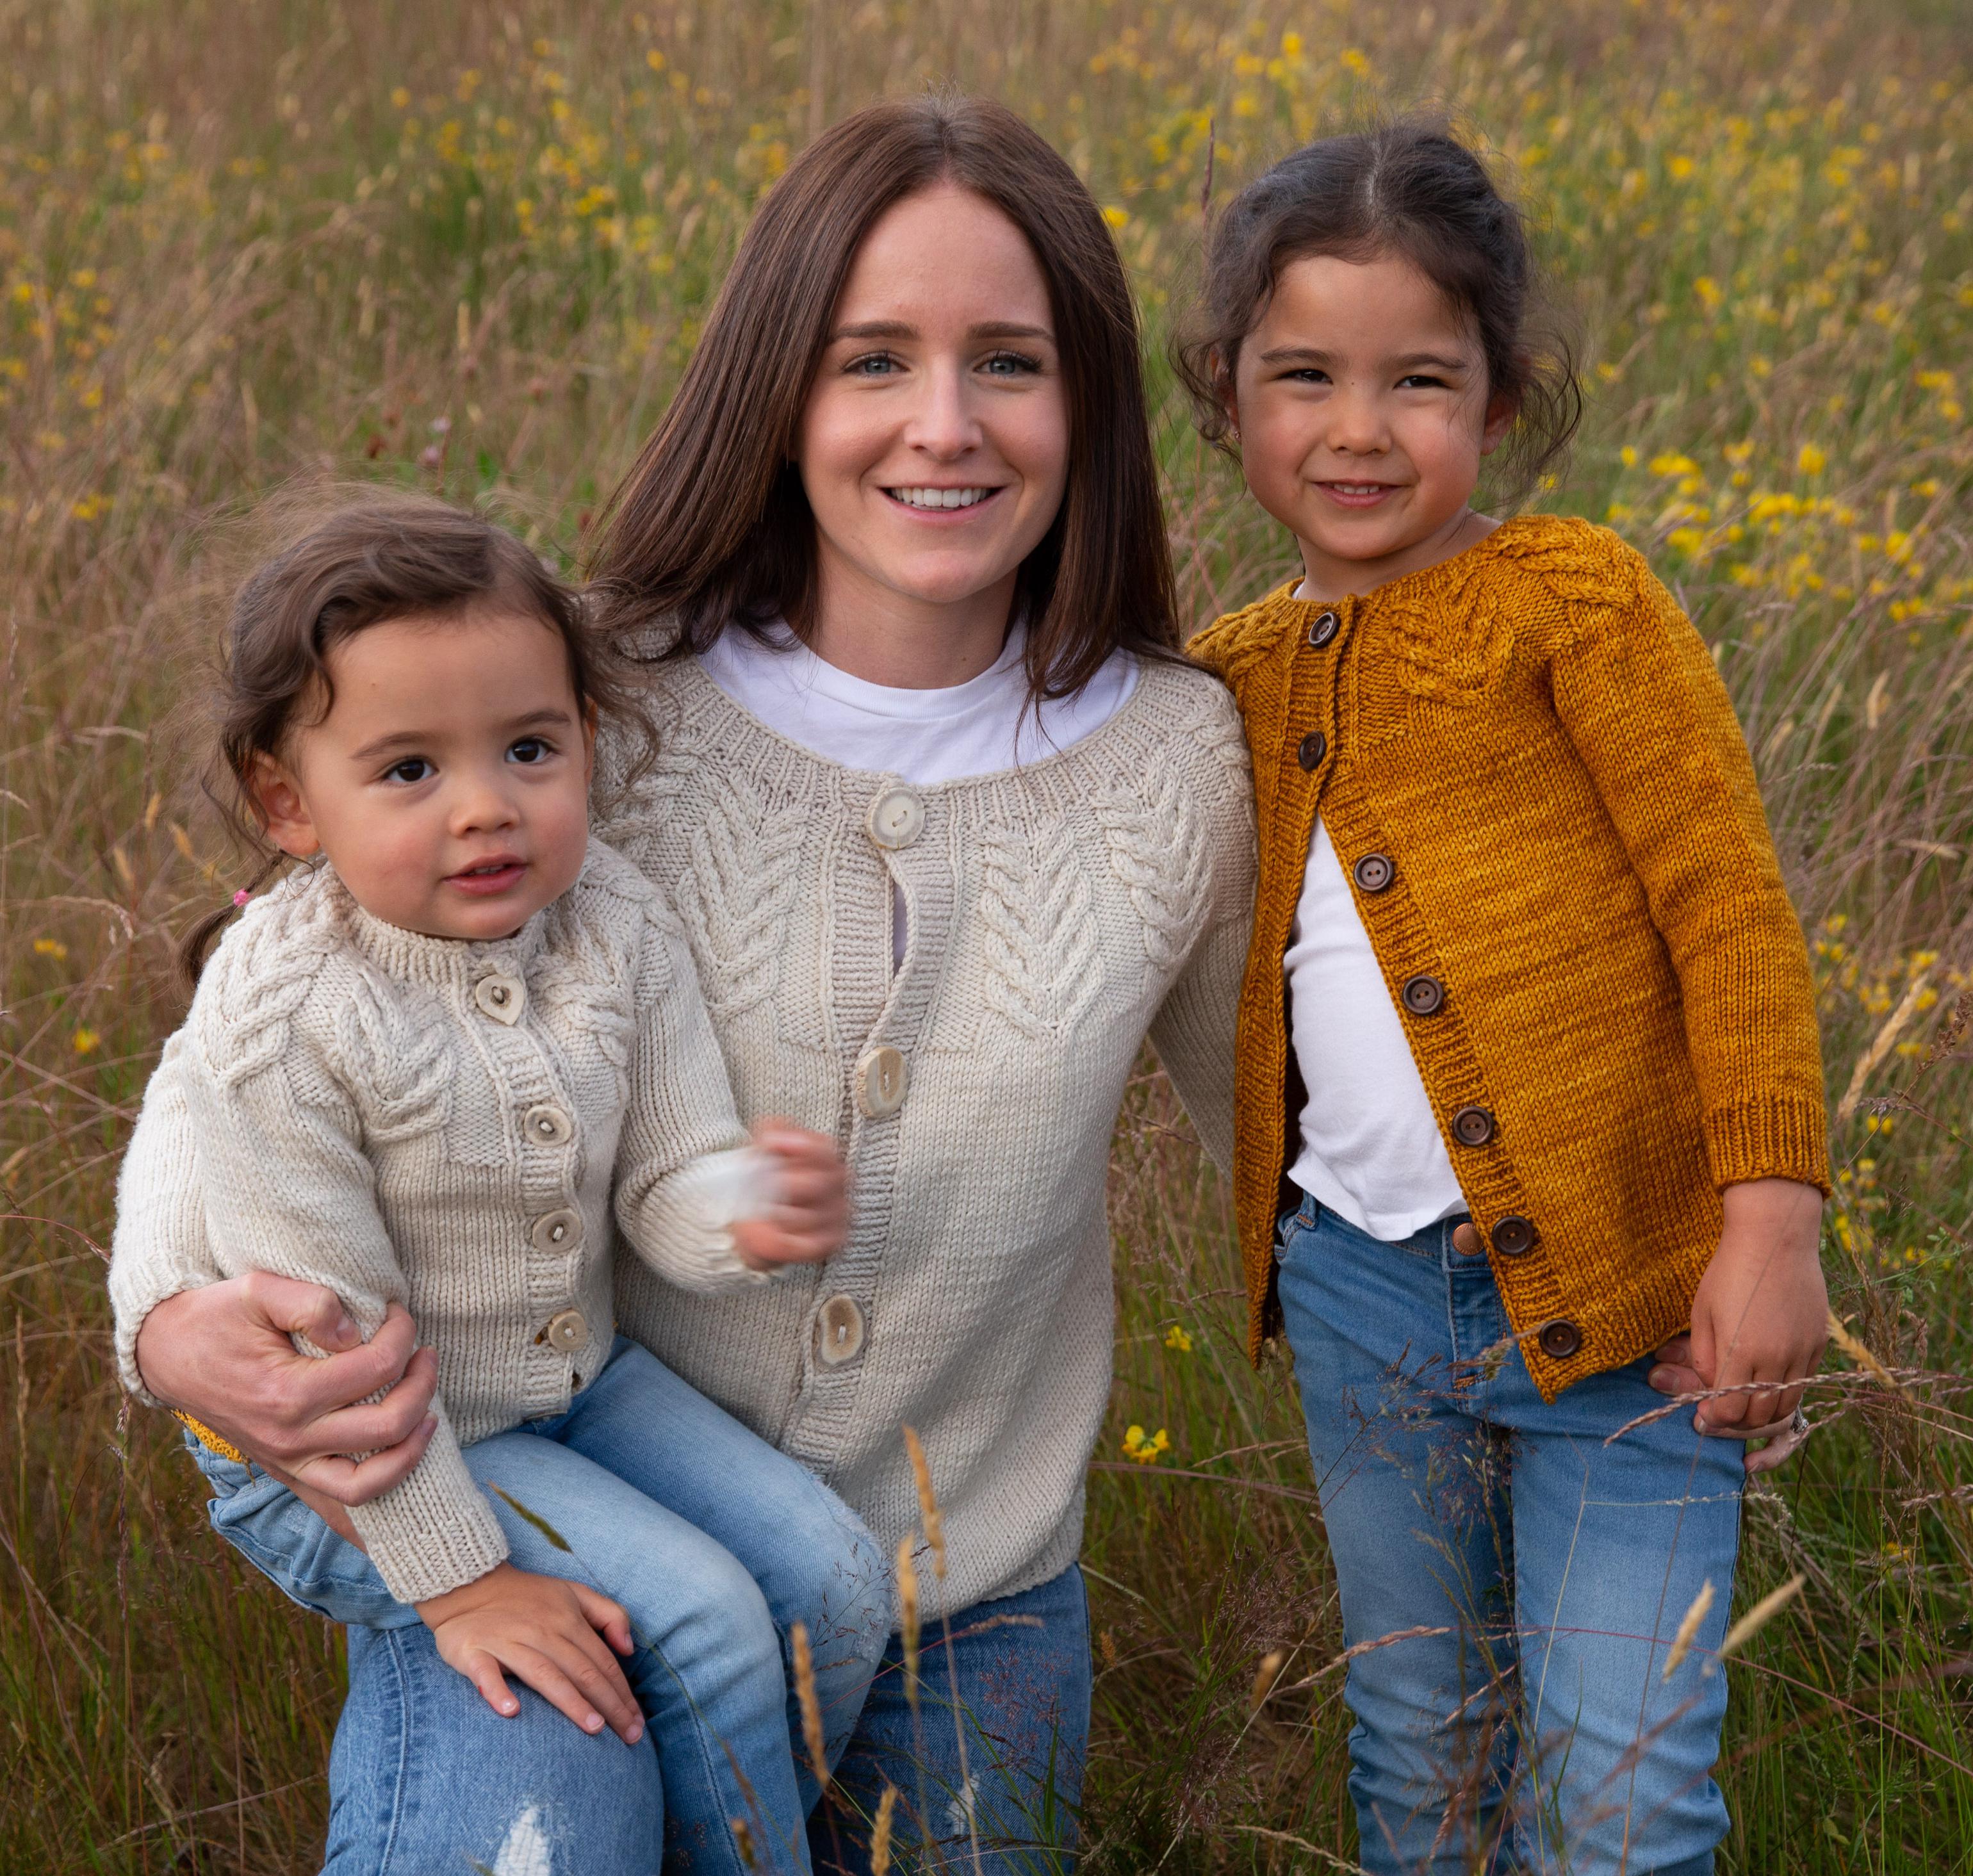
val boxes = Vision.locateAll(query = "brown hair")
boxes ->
[1177,117,1582,503]
[182,493,647,980]
[589,93,1179,700]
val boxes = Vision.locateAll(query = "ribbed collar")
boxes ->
[297,862,554,986]
[1266,511,1544,621]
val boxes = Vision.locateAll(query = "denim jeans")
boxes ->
[811,1563,1091,1875]
[192,1338,889,1875]
[1275,1199,1741,1876]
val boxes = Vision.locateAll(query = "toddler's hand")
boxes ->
[730,1119,849,1269]
[417,1561,644,1745]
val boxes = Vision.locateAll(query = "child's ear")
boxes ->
[246,752,321,860]
[1479,387,1518,456]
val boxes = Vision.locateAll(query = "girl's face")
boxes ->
[250,607,595,942]
[1231,250,1516,594]
[797,184,1070,636]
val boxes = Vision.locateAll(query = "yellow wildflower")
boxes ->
[74,1027,101,1055]
[1163,1323,1193,1353]
[34,938,68,959]
[1122,1424,1172,1464]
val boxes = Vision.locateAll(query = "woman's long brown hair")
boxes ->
[588,94,1179,702]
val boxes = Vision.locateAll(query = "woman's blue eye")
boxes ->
[847,352,901,376]
[981,350,1042,377]
[508,737,553,765]
[384,758,434,785]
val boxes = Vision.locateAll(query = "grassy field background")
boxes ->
[3,0,1971,1868]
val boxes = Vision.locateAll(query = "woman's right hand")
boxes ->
[416,1562,644,1745]
[132,1271,439,1505]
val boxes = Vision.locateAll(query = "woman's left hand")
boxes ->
[1648,1177,1828,1474]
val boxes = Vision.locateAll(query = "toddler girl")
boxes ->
[110,495,885,1872]
[1186,125,1830,1875]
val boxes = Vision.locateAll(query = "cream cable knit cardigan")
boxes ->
[110,843,769,1604]
[111,652,1256,1618]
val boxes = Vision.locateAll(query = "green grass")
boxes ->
[3,0,1970,1868]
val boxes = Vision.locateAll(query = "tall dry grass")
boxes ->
[3,0,1970,1868]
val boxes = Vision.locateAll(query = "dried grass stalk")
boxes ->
[790,1619,828,1800]
[902,1424,946,1580]
[1661,1579,1715,1680]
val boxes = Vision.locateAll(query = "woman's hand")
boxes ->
[730,1120,850,1270]
[1649,1178,1828,1474]
[416,1562,644,1745]
[133,1271,439,1505]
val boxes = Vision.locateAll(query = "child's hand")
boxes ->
[730,1119,849,1270]
[416,1562,644,1745]
[1680,1177,1827,1456]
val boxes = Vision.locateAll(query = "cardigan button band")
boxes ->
[1400,974,1445,1016]
[1491,1212,1538,1256]
[1298,731,1327,771]
[1353,853,1395,893]
[1535,1317,1582,1360]
[817,1294,866,1366]
[855,1045,909,1118]
[1452,1105,1496,1148]
[866,787,926,851]
[523,1103,573,1146]
[530,1208,583,1253]
[1307,610,1340,648]
[542,1308,589,1354]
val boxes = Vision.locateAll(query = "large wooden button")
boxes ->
[1353,852,1395,893]
[865,787,925,852]
[1491,1213,1538,1256]
[1298,731,1327,771]
[542,1308,589,1353]
[1307,610,1340,649]
[1400,974,1445,1016]
[817,1294,865,1366]
[530,1208,583,1253]
[1535,1317,1582,1360]
[474,972,526,1025]
[1451,1105,1496,1148]
[523,1103,573,1147]
[855,1046,909,1119]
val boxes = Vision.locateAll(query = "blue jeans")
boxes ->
[811,1563,1091,1874]
[1276,1200,1741,1876]
[193,1338,888,1875]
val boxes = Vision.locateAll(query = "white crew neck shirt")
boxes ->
[1284,817,1468,1241]
[697,619,1139,963]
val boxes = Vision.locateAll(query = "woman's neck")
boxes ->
[805,558,1018,690]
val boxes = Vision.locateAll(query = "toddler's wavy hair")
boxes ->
[1177,116,1582,505]
[181,493,649,982]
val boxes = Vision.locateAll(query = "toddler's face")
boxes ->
[1231,250,1515,592]
[252,606,594,942]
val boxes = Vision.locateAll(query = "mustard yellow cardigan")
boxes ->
[1189,514,1830,1398]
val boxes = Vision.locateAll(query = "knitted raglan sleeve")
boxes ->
[1145,679,1258,1178]
[1544,529,1831,1193]
[182,925,508,1604]
[608,874,774,1293]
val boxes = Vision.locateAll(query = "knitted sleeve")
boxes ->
[610,890,774,1292]
[1145,684,1258,1177]
[182,949,508,1605]
[1548,549,1831,1194]
[108,1032,222,1407]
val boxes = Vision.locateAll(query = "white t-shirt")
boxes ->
[696,620,1138,963]
[1284,818,1468,1241]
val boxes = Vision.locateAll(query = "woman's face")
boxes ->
[797,184,1070,629]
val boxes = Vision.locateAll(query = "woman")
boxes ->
[117,94,1255,1875]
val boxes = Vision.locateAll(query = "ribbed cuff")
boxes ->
[1703,1093,1833,1196]
[348,1431,511,1605]
[623,1146,779,1293]
[110,1264,217,1409]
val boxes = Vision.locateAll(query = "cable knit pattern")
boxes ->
[109,842,767,1604]
[113,653,1254,1620]
[1189,514,1831,1399]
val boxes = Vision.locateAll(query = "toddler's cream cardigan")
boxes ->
[111,653,1255,1619]
[110,843,766,1603]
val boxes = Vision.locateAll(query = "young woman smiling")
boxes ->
[115,96,1255,1875]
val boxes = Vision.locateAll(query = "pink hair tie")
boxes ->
[233,888,252,908]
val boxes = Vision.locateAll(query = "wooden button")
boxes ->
[1298,731,1327,771]
[1400,974,1445,1016]
[1307,610,1340,649]
[817,1294,865,1366]
[1535,1317,1582,1360]
[1353,853,1395,893]
[865,787,925,852]
[542,1308,589,1353]
[855,1046,908,1119]
[1491,1213,1537,1256]
[474,972,525,1025]
[530,1208,583,1253]
[523,1104,573,1146]
[1451,1105,1496,1148]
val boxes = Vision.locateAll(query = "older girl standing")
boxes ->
[114,96,1253,1875]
